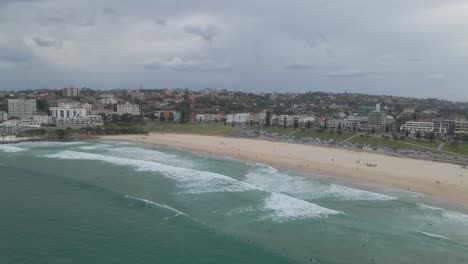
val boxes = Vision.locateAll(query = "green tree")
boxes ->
[306,120,312,129]
[265,112,271,127]
[416,131,422,139]
[55,129,67,139]
[36,99,49,113]
[293,119,299,129]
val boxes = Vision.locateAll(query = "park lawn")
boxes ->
[443,143,468,156]
[293,130,351,141]
[144,121,240,136]
[348,136,441,153]
[403,139,440,149]
[263,127,352,141]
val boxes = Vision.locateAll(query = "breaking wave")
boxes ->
[45,150,343,222]
[261,193,343,223]
[0,145,27,153]
[245,165,395,201]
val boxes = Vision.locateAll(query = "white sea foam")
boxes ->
[18,141,86,148]
[261,193,342,223]
[124,195,198,222]
[441,211,468,225]
[418,204,444,211]
[415,231,451,240]
[46,151,256,194]
[106,147,192,167]
[78,144,111,150]
[45,150,342,222]
[0,145,27,153]
[246,165,395,201]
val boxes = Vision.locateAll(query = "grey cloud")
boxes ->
[286,64,315,70]
[0,39,32,62]
[183,24,220,43]
[0,0,40,6]
[1,0,468,100]
[102,8,118,15]
[144,56,230,71]
[427,73,445,80]
[33,36,62,49]
[324,69,391,78]
[38,12,95,27]
[155,18,166,26]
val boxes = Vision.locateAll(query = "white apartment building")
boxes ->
[55,115,103,128]
[226,113,251,124]
[456,122,468,135]
[401,121,434,133]
[97,98,117,105]
[0,124,16,135]
[0,111,7,122]
[50,107,87,118]
[277,115,296,127]
[196,114,223,122]
[117,102,140,116]
[33,114,52,125]
[18,119,41,128]
[8,99,37,119]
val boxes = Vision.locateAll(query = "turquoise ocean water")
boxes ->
[1,141,468,263]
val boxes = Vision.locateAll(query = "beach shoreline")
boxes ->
[98,133,468,210]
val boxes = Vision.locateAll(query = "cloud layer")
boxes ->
[0,0,467,100]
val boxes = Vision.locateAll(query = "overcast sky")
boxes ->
[1,0,468,100]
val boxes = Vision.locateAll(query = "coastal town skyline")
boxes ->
[2,0,468,100]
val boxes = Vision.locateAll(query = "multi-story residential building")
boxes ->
[0,123,17,135]
[226,113,251,124]
[277,115,296,127]
[8,99,37,119]
[401,121,434,133]
[155,111,182,121]
[455,121,468,135]
[49,107,87,118]
[195,114,223,122]
[117,102,140,115]
[343,116,367,130]
[33,114,52,125]
[62,87,80,97]
[96,98,117,105]
[0,111,7,122]
[18,119,41,128]
[55,115,103,128]
[433,119,455,134]
[368,111,387,130]
[368,104,392,130]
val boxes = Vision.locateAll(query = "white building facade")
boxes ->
[8,99,37,119]
[401,121,434,133]
[117,102,140,116]
[49,107,87,118]
[55,115,103,128]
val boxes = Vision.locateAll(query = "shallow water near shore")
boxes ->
[1,141,468,263]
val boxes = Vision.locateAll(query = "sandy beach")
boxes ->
[99,133,468,208]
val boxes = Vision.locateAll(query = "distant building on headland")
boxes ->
[117,102,140,116]
[62,87,81,97]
